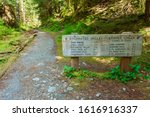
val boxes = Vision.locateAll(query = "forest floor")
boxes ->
[0,31,150,100]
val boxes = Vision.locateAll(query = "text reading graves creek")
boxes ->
[62,34,142,57]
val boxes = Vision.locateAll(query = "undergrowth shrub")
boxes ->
[63,65,109,80]
[63,21,93,34]
[49,21,62,31]
[42,18,62,32]
[63,64,149,83]
[105,64,142,83]
[0,19,14,38]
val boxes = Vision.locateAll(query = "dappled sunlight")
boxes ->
[56,56,63,60]
[140,27,150,36]
[92,57,116,64]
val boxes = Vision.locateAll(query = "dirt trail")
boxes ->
[0,32,65,99]
[0,31,149,100]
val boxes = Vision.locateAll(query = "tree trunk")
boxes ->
[145,0,150,22]
[16,0,20,23]
[19,0,26,24]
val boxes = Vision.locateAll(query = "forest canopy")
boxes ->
[0,0,150,28]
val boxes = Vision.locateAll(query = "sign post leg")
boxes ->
[120,57,132,72]
[71,57,79,70]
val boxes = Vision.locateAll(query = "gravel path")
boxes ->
[0,32,70,100]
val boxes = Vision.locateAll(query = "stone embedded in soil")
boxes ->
[46,66,51,69]
[63,82,68,88]
[80,97,85,100]
[60,71,64,75]
[132,89,135,92]
[122,88,127,92]
[42,80,47,83]
[64,89,67,93]
[88,78,94,81]
[21,53,28,56]
[33,74,37,77]
[76,96,80,99]
[56,84,59,86]
[74,83,80,86]
[24,76,29,79]
[96,93,102,97]
[32,77,40,81]
[37,63,45,66]
[67,87,73,91]
[40,71,44,74]
[34,84,41,88]
[48,86,57,93]
[82,62,87,66]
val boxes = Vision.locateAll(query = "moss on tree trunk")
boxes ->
[0,3,18,27]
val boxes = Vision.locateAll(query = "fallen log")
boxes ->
[0,51,12,54]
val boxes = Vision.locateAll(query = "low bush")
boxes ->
[63,21,93,35]
[0,19,13,36]
[0,19,14,38]
[63,64,149,83]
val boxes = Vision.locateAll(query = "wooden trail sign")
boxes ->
[62,34,143,71]
[62,34,142,57]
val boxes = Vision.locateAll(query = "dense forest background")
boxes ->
[0,0,150,29]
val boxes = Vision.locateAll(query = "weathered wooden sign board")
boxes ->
[62,34,143,57]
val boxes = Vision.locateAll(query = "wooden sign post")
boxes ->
[120,32,132,72]
[120,57,132,72]
[62,34,143,71]
[71,57,79,69]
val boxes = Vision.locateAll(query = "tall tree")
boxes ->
[19,0,26,24]
[16,0,20,22]
[145,0,150,22]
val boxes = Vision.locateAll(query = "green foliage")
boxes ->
[49,22,62,31]
[0,19,14,38]
[143,62,150,72]
[24,0,40,27]
[0,58,7,64]
[129,64,141,73]
[144,75,150,80]
[63,65,76,78]
[63,21,92,34]
[63,65,108,80]
[106,64,142,83]
[41,18,62,31]
[63,62,150,83]
[107,66,121,80]
[143,62,150,80]
[0,19,4,25]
